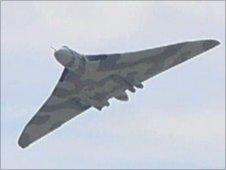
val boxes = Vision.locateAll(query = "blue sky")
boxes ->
[1,1,225,169]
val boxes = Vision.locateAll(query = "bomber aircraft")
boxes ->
[18,39,220,148]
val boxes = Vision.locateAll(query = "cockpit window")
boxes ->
[86,55,108,61]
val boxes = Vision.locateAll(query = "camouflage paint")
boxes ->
[18,39,220,148]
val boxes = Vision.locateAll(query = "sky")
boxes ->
[1,1,225,169]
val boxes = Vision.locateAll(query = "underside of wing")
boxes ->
[84,39,220,108]
[18,70,91,148]
[114,39,220,83]
[95,39,219,81]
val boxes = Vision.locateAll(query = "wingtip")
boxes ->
[18,133,31,149]
[209,39,220,45]
[18,143,27,149]
[202,39,220,50]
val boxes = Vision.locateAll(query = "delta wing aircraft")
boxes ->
[18,39,220,148]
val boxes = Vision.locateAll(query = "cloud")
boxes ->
[1,1,225,169]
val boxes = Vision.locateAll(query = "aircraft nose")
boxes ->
[54,47,73,58]
[54,49,62,58]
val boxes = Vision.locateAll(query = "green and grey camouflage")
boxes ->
[18,39,220,148]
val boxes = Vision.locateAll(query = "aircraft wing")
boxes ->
[98,39,220,82]
[18,69,91,148]
[83,39,220,107]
